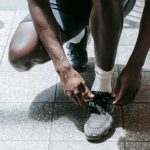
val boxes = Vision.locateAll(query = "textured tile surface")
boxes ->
[135,72,150,102]
[0,71,57,102]
[126,142,150,150]
[0,103,51,141]
[0,1,148,150]
[0,46,5,63]
[50,140,125,150]
[50,103,123,141]
[0,141,49,150]
[123,104,150,141]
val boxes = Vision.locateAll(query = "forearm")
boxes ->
[127,2,150,68]
[27,0,70,73]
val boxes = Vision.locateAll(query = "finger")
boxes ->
[82,84,94,99]
[120,88,139,106]
[73,88,87,105]
[118,94,130,106]
[113,86,125,105]
[113,80,121,97]
[66,91,79,105]
[71,95,80,105]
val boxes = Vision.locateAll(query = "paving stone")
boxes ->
[117,46,134,66]
[0,0,28,10]
[29,102,53,122]
[0,103,51,140]
[50,140,125,150]
[135,72,150,102]
[0,46,5,63]
[0,11,15,47]
[123,104,150,141]
[0,71,57,102]
[50,103,123,141]
[0,11,15,24]
[51,103,88,141]
[117,47,150,72]
[13,10,29,24]
[119,29,139,46]
[0,141,49,150]
[126,142,150,150]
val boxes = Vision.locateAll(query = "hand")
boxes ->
[113,65,142,106]
[59,67,94,105]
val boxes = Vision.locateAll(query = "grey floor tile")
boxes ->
[50,103,88,141]
[13,10,29,24]
[0,103,51,141]
[50,103,123,141]
[29,102,54,122]
[126,142,150,150]
[135,72,150,102]
[0,11,15,24]
[0,46,5,63]
[117,46,134,66]
[123,103,150,141]
[50,140,125,150]
[117,47,150,72]
[0,0,28,10]
[124,0,144,28]
[0,11,15,47]
[0,71,57,102]
[119,29,139,46]
[0,141,49,150]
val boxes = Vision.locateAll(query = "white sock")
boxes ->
[91,65,113,93]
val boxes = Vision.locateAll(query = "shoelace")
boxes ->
[89,92,115,114]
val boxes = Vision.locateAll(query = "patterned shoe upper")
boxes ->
[89,91,115,114]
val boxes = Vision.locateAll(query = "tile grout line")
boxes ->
[48,78,58,150]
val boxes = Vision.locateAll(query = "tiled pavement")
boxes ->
[0,1,150,150]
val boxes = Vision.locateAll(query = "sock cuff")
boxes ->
[95,65,113,79]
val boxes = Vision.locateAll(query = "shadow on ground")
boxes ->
[29,58,150,144]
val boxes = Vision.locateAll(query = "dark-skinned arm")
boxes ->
[114,1,150,105]
[27,0,94,105]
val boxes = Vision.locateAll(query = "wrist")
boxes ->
[127,52,146,69]
[55,60,72,75]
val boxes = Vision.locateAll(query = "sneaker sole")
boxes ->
[85,123,113,141]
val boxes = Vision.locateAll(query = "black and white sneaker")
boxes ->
[84,91,115,141]
[66,27,89,70]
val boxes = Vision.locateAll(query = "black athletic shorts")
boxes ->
[22,0,136,39]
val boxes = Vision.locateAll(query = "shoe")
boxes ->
[84,91,115,141]
[66,28,89,70]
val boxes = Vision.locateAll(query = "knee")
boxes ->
[9,45,33,71]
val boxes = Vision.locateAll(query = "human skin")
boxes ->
[9,0,149,106]
[113,1,150,105]
[27,0,94,105]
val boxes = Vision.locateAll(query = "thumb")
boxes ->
[113,86,124,105]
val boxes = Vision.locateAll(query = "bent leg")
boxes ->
[9,21,51,71]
